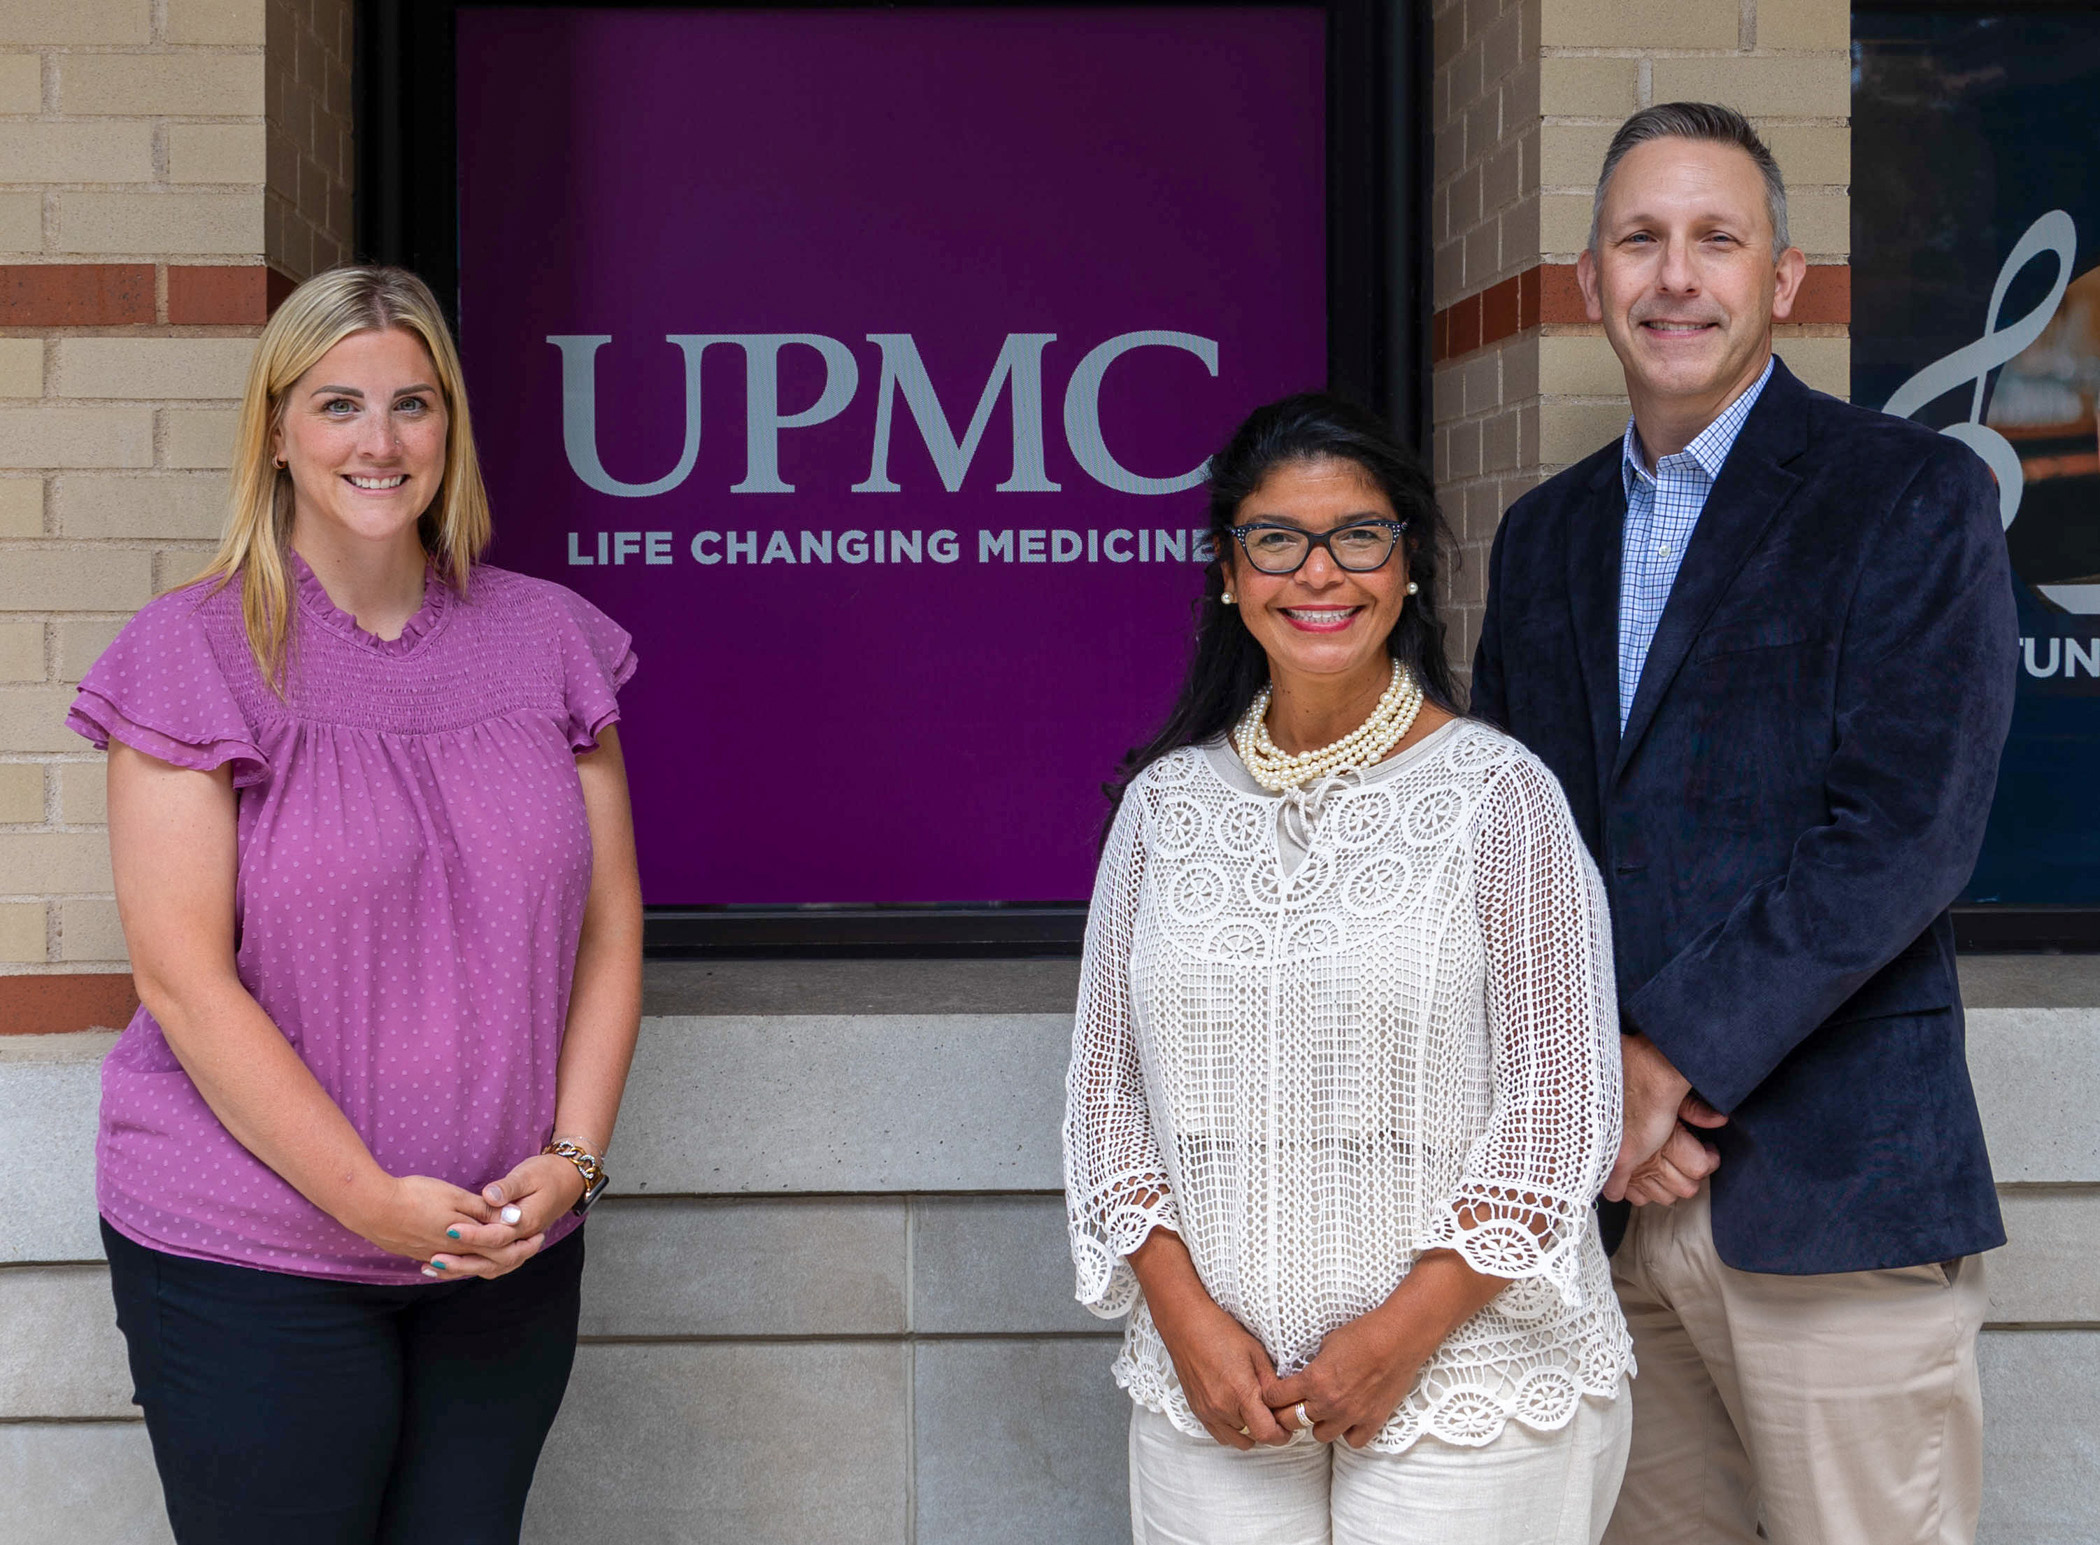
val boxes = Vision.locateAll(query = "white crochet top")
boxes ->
[1063,718,1633,1452]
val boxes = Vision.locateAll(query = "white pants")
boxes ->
[1128,1383,1632,1545]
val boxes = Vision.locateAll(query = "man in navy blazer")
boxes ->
[1471,104,2016,1545]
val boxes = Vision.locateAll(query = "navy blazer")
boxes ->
[1471,358,2017,1274]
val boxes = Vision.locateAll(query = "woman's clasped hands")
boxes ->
[342,1153,586,1280]
[1260,1308,1433,1449]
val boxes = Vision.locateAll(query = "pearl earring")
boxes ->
[1220,590,1236,605]
[1406,581,1419,595]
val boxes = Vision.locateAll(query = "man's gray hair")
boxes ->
[1588,101,1790,254]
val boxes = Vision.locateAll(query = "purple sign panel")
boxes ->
[456,6,1327,904]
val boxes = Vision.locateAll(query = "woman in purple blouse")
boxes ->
[66,266,642,1543]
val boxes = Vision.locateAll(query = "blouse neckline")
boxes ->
[289,547,451,657]
[1199,715,1466,799]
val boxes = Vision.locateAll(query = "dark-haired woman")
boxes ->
[1063,394,1631,1543]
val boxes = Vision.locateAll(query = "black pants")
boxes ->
[102,1218,584,1545]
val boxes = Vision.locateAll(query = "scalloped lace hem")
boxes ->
[1111,1307,1633,1455]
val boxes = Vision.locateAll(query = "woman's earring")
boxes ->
[1220,590,1236,605]
[1406,581,1419,595]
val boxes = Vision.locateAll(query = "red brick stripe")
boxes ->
[0,265,155,326]
[0,973,140,1035]
[1432,262,1849,363]
[168,265,271,324]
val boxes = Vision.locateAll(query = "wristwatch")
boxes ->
[543,1139,610,1215]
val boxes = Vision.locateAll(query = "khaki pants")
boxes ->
[1604,1185,1986,1545]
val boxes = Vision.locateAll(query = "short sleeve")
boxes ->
[549,585,638,753]
[66,590,270,788]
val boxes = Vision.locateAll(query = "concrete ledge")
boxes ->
[0,1424,169,1545]
[579,1196,907,1338]
[0,1264,131,1419]
[1969,1010,2100,1184]
[523,1342,911,1544]
[1979,1330,2100,1545]
[1987,1190,2100,1325]
[617,1014,1071,1194]
[914,1338,1130,1545]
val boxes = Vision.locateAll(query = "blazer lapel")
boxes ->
[1611,359,1811,785]
[1566,455,1626,784]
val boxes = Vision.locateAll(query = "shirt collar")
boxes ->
[1621,355,1776,493]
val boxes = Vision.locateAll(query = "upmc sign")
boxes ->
[456,7,1327,904]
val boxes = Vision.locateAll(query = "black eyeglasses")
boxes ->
[1227,519,1408,575]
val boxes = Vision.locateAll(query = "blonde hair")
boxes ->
[197,265,491,691]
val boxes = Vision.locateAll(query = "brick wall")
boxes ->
[0,0,348,1025]
[1430,0,1852,671]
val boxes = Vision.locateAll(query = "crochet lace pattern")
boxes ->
[1063,721,1633,1452]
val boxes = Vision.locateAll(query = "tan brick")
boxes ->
[1773,334,1849,399]
[165,0,265,46]
[0,192,42,254]
[57,619,124,684]
[1540,191,1592,256]
[167,123,266,185]
[59,760,107,822]
[59,898,126,962]
[1500,333,1541,403]
[1541,333,1627,396]
[3,831,111,892]
[0,622,41,681]
[152,547,212,594]
[1540,124,1617,191]
[0,685,86,751]
[0,902,46,961]
[1649,56,1851,119]
[0,54,43,115]
[0,338,42,399]
[0,478,41,535]
[1541,398,1628,464]
[57,53,263,117]
[1754,0,1849,51]
[0,408,153,468]
[1763,124,1849,187]
[52,192,263,258]
[0,122,155,184]
[57,473,227,540]
[1500,194,1541,271]
[53,338,254,401]
[1783,190,1848,257]
[163,415,240,478]
[0,550,153,612]
[0,1,149,46]
[0,761,42,821]
[1538,56,1639,120]
[1542,0,1735,48]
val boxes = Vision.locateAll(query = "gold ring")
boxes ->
[1295,1402,1314,1431]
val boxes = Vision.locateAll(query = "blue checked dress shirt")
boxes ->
[1616,357,1775,728]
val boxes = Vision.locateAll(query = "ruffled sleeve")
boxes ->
[1063,781,1181,1319]
[1417,751,1621,1308]
[548,586,638,753]
[66,589,269,788]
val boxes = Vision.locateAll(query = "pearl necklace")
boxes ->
[1234,660,1424,793]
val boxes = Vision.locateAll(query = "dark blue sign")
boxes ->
[1854,10,2100,904]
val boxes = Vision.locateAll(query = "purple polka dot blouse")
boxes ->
[67,554,637,1283]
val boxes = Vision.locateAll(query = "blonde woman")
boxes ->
[66,266,641,1543]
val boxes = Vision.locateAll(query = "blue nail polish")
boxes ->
[430,1259,447,1270]
[446,1228,460,1240]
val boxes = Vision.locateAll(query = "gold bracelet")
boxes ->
[542,1139,608,1215]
